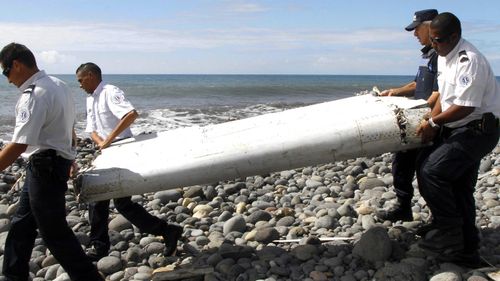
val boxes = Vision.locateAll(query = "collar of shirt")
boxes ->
[19,70,47,93]
[92,81,106,97]
[421,45,436,59]
[420,45,432,55]
[444,38,465,65]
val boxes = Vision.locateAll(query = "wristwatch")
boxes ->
[428,117,440,129]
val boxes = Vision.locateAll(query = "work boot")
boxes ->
[378,201,413,222]
[437,250,490,268]
[418,226,464,254]
[86,242,108,261]
[414,221,437,237]
[163,224,183,256]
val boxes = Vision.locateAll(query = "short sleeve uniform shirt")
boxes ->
[86,82,135,140]
[437,38,500,128]
[12,71,76,160]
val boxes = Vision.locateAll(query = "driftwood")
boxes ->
[273,237,355,243]
[152,265,214,281]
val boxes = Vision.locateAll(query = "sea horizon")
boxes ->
[1,74,499,141]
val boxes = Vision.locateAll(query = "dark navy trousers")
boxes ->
[89,196,167,251]
[417,126,499,253]
[2,152,102,281]
[391,148,420,203]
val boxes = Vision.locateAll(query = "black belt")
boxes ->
[442,117,499,137]
[29,149,67,163]
[464,119,483,130]
[30,149,57,159]
[465,116,499,131]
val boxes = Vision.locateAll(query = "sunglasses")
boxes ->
[429,34,450,44]
[2,66,11,77]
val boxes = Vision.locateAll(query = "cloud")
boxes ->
[0,21,404,53]
[38,50,74,65]
[310,46,416,75]
[463,21,500,34]
[0,21,419,74]
[224,2,268,13]
[2,20,497,75]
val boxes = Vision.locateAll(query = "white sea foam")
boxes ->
[129,104,285,136]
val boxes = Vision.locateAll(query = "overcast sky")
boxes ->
[1,0,499,75]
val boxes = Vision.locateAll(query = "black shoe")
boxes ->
[163,224,183,256]
[437,250,490,268]
[378,205,413,222]
[418,227,464,254]
[86,244,108,261]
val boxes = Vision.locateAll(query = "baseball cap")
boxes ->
[405,9,438,31]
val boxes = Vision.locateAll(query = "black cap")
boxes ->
[405,9,438,31]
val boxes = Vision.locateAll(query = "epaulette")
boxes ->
[459,50,469,63]
[23,84,36,95]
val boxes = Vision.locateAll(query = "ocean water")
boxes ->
[0,74,422,141]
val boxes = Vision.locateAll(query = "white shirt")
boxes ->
[86,82,135,140]
[12,71,76,160]
[437,38,500,128]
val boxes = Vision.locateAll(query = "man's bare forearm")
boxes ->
[100,110,138,149]
[0,143,28,171]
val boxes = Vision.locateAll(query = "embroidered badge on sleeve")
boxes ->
[17,85,35,123]
[111,91,125,104]
[459,74,472,87]
[17,107,30,123]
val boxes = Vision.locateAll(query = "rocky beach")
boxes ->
[0,138,499,281]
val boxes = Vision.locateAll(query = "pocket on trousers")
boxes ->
[29,158,54,179]
[30,159,70,183]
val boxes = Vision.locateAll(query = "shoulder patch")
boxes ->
[23,84,36,95]
[459,50,469,63]
[17,107,30,123]
[459,74,472,87]
[111,91,125,104]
